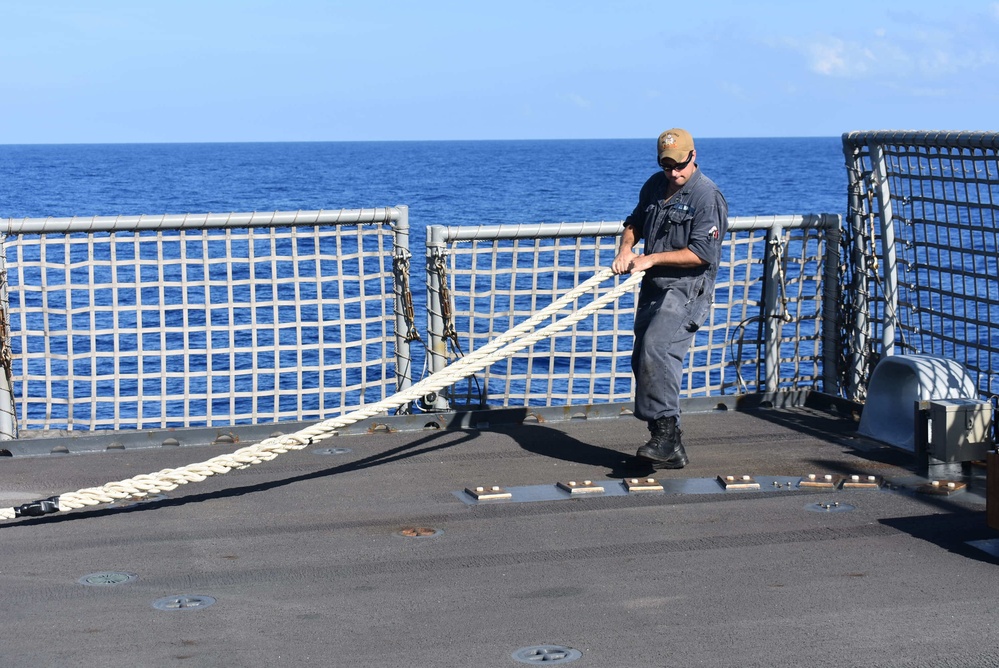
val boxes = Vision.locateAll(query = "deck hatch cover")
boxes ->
[152,595,217,611]
[78,572,137,586]
[511,645,582,664]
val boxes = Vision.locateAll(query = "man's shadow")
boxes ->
[500,422,655,478]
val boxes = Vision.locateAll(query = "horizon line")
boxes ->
[0,134,854,148]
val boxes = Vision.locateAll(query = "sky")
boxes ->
[2,0,998,144]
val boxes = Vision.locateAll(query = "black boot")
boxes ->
[636,416,688,469]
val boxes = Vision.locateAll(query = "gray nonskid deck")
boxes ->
[1,407,996,668]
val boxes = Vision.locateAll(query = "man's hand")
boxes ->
[612,249,637,275]
[613,225,640,275]
[614,247,706,275]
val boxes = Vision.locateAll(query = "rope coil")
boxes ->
[2,267,641,522]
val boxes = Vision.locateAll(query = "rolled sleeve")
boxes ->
[686,198,728,266]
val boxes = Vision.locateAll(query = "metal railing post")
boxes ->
[424,225,451,410]
[843,140,871,401]
[821,216,842,395]
[391,205,413,408]
[763,221,783,392]
[871,145,899,357]
[0,235,17,439]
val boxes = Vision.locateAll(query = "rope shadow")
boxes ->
[2,428,478,528]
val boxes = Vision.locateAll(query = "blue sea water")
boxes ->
[0,137,847,237]
[0,138,847,426]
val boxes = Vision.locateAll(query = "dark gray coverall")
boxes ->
[623,167,729,423]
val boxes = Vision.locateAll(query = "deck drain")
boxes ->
[78,572,137,586]
[512,645,582,664]
[313,447,352,456]
[152,595,217,611]
[396,527,442,538]
[805,501,855,513]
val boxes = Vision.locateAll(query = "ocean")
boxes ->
[0,137,847,427]
[0,137,847,237]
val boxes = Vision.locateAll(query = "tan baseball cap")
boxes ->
[657,128,695,164]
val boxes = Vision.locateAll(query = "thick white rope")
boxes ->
[1,267,642,521]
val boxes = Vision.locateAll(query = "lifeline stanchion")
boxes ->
[2,267,643,522]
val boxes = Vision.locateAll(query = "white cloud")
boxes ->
[805,37,868,76]
[567,93,592,108]
[782,21,999,83]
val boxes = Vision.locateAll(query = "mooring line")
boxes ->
[2,268,643,521]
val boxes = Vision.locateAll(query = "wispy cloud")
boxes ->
[566,93,592,108]
[777,9,999,84]
[803,37,872,77]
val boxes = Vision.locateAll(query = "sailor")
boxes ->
[611,128,729,468]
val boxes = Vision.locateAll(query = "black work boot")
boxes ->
[635,416,688,469]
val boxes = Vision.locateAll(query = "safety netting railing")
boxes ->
[0,207,416,435]
[842,131,999,402]
[424,215,840,411]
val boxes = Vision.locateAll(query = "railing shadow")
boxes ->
[734,396,918,470]
[879,511,999,565]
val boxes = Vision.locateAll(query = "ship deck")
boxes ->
[2,401,998,667]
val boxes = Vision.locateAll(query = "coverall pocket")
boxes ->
[683,277,712,333]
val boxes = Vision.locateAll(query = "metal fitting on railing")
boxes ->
[432,253,458,344]
[393,253,422,343]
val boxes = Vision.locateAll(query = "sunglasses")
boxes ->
[661,151,693,173]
